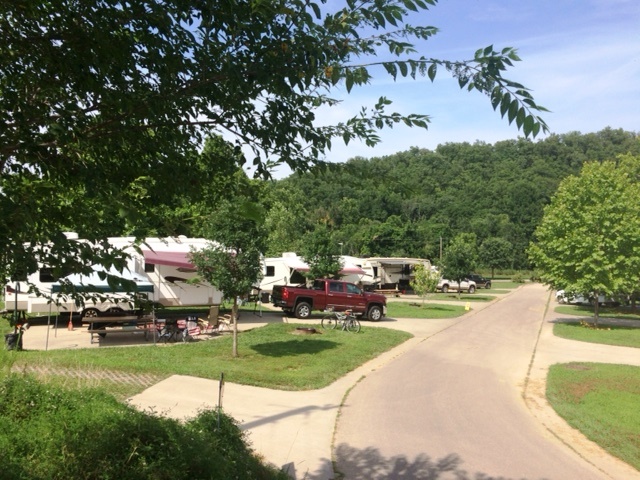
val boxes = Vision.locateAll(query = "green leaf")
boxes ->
[523,114,535,136]
[516,108,526,128]
[500,93,511,118]
[507,100,518,124]
[345,72,354,93]
[427,63,437,81]
[310,2,321,19]
[383,62,398,79]
[491,89,502,110]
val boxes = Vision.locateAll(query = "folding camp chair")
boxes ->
[195,305,232,335]
[175,316,201,342]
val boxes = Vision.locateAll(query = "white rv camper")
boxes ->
[126,236,223,308]
[259,253,367,294]
[4,266,155,317]
[358,257,432,292]
[4,235,224,317]
[259,253,309,294]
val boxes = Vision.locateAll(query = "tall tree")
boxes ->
[300,224,343,280]
[528,157,640,324]
[440,233,478,298]
[189,198,266,357]
[1,0,547,286]
[479,237,514,277]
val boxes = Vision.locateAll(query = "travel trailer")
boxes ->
[259,253,367,294]
[4,235,224,317]
[355,257,433,292]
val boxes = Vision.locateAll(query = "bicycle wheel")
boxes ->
[321,314,338,329]
[346,317,361,333]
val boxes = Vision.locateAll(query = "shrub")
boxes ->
[512,272,527,283]
[0,373,287,480]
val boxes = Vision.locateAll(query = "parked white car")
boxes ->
[437,278,476,294]
[555,290,619,306]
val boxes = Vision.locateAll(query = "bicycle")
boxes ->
[321,309,361,333]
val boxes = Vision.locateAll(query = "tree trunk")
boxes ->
[593,291,600,327]
[232,298,239,357]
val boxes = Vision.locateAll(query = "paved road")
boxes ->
[334,283,640,480]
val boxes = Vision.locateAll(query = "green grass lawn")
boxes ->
[554,322,640,349]
[433,293,495,302]
[386,301,469,318]
[490,281,523,289]
[549,312,640,471]
[547,363,640,471]
[556,304,640,321]
[5,323,412,393]
[553,304,640,348]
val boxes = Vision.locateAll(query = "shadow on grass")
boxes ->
[417,305,458,312]
[250,339,339,357]
[435,294,494,302]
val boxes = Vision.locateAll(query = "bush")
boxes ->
[0,373,287,480]
[511,272,527,283]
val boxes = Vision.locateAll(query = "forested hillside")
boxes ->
[262,128,640,269]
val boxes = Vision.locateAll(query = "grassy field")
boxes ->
[555,304,640,320]
[386,301,469,318]
[549,306,640,471]
[547,363,640,471]
[4,322,412,394]
[553,303,640,348]
[554,322,640,348]
[433,292,496,302]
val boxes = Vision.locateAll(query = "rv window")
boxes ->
[144,263,155,273]
[39,268,56,283]
[265,266,275,277]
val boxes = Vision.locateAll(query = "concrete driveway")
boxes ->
[127,284,639,479]
[334,283,640,480]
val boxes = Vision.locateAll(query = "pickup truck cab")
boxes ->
[271,279,387,321]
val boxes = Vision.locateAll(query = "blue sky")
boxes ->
[270,0,640,177]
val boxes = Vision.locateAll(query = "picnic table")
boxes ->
[85,314,158,344]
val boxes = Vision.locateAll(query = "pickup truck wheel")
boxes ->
[367,305,383,322]
[442,285,449,293]
[468,285,476,294]
[295,302,312,319]
[82,308,99,319]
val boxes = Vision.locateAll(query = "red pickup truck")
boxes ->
[271,279,387,321]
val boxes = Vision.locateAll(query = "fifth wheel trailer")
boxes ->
[4,235,224,317]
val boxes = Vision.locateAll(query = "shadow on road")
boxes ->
[335,443,537,480]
